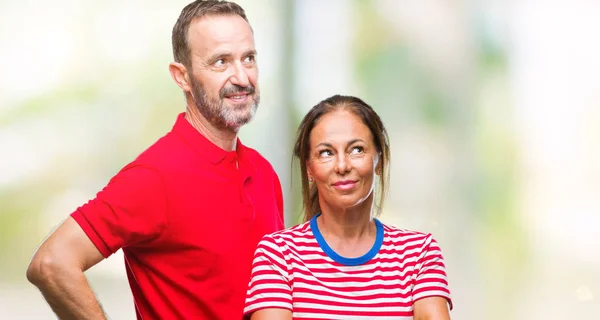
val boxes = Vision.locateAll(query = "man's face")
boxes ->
[186,14,259,131]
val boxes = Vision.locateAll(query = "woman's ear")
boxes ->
[306,165,314,182]
[375,152,383,176]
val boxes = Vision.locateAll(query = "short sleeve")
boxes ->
[71,164,167,258]
[413,234,453,309]
[244,235,292,316]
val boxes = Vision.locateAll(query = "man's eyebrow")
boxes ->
[244,49,257,57]
[206,49,257,64]
[206,52,232,63]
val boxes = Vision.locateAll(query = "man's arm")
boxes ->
[26,217,106,320]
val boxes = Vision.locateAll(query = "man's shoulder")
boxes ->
[134,130,185,164]
[240,144,276,172]
[115,131,186,177]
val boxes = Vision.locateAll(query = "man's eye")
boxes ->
[244,55,255,63]
[214,59,225,67]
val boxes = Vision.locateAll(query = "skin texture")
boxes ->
[169,14,259,151]
[251,308,293,320]
[414,297,452,320]
[252,110,451,320]
[27,14,260,320]
[26,217,107,319]
[307,110,379,258]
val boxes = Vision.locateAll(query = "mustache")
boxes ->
[219,84,255,98]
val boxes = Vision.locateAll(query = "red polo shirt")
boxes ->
[72,113,284,319]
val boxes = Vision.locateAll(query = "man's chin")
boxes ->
[215,99,257,130]
[225,116,253,130]
[217,111,254,130]
[224,98,257,110]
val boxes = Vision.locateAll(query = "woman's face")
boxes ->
[306,109,380,214]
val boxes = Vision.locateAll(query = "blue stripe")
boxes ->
[310,213,384,266]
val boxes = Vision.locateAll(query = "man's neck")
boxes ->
[184,106,238,151]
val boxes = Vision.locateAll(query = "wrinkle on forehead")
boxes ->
[187,15,255,59]
[310,111,374,147]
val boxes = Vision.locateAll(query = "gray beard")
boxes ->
[190,78,259,130]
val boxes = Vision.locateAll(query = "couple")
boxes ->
[26,1,452,319]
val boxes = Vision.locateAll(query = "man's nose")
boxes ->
[230,62,250,87]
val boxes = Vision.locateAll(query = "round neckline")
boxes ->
[310,213,384,266]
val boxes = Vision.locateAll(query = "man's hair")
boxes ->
[172,0,249,68]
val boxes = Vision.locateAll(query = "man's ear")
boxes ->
[169,62,192,92]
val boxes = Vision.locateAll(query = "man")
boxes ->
[26,1,284,319]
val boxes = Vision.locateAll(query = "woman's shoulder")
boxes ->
[261,220,313,243]
[380,221,430,237]
[379,221,438,248]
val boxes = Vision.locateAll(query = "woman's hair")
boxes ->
[293,94,391,222]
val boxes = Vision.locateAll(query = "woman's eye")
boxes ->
[319,150,332,157]
[350,146,364,154]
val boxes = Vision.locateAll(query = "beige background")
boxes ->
[1,0,599,319]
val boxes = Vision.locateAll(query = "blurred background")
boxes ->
[1,0,599,319]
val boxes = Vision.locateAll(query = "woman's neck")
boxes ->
[317,208,373,240]
[316,198,377,258]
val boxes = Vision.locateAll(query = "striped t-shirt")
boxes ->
[244,215,452,319]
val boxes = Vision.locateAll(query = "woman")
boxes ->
[244,95,452,319]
